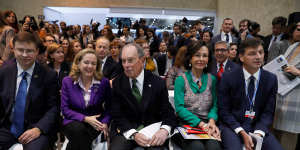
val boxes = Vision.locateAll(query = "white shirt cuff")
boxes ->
[234,127,244,134]
[160,125,171,135]
[254,130,265,137]
[123,129,137,140]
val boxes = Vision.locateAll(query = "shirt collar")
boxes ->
[131,70,144,86]
[217,59,228,68]
[74,77,101,89]
[102,56,108,64]
[243,67,260,81]
[17,61,35,77]
[221,31,231,37]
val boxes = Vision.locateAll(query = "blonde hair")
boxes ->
[46,43,62,62]
[69,48,103,81]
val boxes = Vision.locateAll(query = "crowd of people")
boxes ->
[0,9,300,150]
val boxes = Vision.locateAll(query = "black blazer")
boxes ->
[48,61,71,89]
[102,56,122,80]
[110,70,177,136]
[218,67,278,133]
[0,61,59,135]
[156,54,167,76]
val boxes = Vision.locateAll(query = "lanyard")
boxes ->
[244,70,261,112]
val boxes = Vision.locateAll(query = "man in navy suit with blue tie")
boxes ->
[218,39,283,150]
[0,32,59,150]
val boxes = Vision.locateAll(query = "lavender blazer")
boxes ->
[61,76,111,125]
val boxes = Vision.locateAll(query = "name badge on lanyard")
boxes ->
[244,70,261,120]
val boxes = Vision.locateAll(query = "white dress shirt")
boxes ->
[221,31,233,43]
[16,62,35,96]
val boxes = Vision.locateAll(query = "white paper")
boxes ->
[263,55,300,96]
[139,122,162,139]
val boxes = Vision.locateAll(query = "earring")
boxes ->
[189,63,192,67]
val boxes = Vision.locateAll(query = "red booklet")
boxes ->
[183,125,207,134]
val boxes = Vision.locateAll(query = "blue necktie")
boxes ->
[248,76,255,100]
[11,72,28,138]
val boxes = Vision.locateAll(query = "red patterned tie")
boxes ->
[217,63,224,80]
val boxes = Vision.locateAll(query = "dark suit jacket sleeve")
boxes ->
[34,69,59,134]
[254,74,278,133]
[218,73,242,130]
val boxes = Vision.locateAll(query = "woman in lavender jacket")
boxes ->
[61,49,111,150]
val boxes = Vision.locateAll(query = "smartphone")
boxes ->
[281,65,297,80]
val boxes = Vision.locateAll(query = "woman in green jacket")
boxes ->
[173,41,222,150]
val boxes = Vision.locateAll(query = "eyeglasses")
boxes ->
[215,48,228,53]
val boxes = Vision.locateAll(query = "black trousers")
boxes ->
[63,121,100,150]
[171,133,222,150]
[0,127,50,150]
[109,135,168,150]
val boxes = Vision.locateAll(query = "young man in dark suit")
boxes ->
[0,32,59,150]
[218,39,283,150]
[110,43,177,150]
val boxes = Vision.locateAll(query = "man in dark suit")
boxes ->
[110,43,177,150]
[156,43,176,76]
[0,32,59,150]
[169,24,185,49]
[208,41,239,81]
[211,18,238,47]
[218,39,283,150]
[263,16,287,61]
[95,36,122,79]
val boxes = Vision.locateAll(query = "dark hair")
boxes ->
[173,24,182,31]
[239,19,250,27]
[13,31,39,48]
[0,11,8,28]
[248,21,260,33]
[203,30,213,38]
[239,38,263,55]
[136,27,146,39]
[167,45,177,58]
[3,10,19,32]
[286,22,300,41]
[272,16,287,27]
[184,41,211,73]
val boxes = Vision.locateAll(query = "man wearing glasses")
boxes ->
[208,41,239,81]
[0,32,59,150]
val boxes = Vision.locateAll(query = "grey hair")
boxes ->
[121,43,145,58]
[215,41,229,50]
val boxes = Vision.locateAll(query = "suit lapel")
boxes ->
[7,62,18,115]
[25,63,42,116]
[254,69,266,111]
[120,75,140,113]
[141,71,153,111]
[225,60,233,72]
